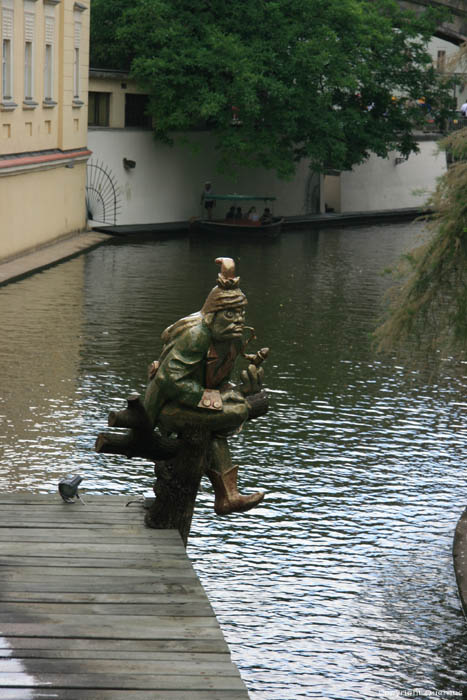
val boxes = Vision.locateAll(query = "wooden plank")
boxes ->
[0,542,185,556]
[0,503,143,512]
[0,637,229,654]
[0,579,203,593]
[0,602,214,617]
[0,650,229,662]
[0,690,249,700]
[0,493,130,502]
[0,591,207,604]
[0,555,189,567]
[0,495,132,505]
[0,672,247,689]
[0,528,181,541]
[0,521,152,529]
[0,514,144,524]
[0,518,156,528]
[0,658,242,676]
[0,494,249,698]
[0,562,195,576]
[0,613,220,628]
[0,507,145,518]
[0,524,181,535]
[0,622,222,639]
[0,574,199,587]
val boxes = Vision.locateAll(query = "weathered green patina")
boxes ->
[96,257,269,544]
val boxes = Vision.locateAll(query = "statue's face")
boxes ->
[211,306,246,341]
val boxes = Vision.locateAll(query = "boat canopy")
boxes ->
[208,194,276,202]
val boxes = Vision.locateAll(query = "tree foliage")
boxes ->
[375,127,467,357]
[375,43,467,358]
[90,0,456,178]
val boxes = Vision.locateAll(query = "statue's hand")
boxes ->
[220,388,247,405]
[148,361,160,380]
[239,364,264,396]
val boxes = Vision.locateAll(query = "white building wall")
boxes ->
[88,129,448,224]
[339,140,447,213]
[427,37,466,108]
[87,128,319,225]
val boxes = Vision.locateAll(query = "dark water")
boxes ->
[0,223,466,699]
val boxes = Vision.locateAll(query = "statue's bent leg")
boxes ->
[158,400,248,434]
[206,436,264,516]
[158,402,263,516]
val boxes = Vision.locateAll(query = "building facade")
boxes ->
[0,0,90,262]
[88,69,451,225]
[87,69,322,227]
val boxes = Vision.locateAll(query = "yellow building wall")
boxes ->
[88,73,147,129]
[59,0,89,150]
[0,0,90,262]
[0,161,86,259]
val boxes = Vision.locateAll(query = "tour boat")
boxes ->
[192,194,283,238]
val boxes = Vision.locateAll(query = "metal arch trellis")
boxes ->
[86,159,122,225]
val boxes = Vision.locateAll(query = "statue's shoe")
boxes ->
[207,465,265,515]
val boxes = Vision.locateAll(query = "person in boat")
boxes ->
[201,181,215,220]
[144,257,265,516]
[226,205,236,220]
[260,207,273,224]
[247,207,259,222]
[235,207,243,221]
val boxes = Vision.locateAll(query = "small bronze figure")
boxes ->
[96,257,269,543]
[145,257,266,516]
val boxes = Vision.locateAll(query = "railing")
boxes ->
[446,114,467,131]
[420,112,467,134]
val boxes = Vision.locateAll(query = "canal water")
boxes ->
[0,222,466,699]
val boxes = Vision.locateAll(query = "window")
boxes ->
[73,46,79,98]
[44,43,52,100]
[125,93,151,128]
[24,2,35,102]
[88,91,110,126]
[43,5,56,104]
[2,38,11,99]
[1,2,13,102]
[24,40,33,99]
[437,50,446,72]
[73,5,84,103]
[72,3,87,105]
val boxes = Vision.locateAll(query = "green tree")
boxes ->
[375,127,467,357]
[90,0,456,178]
[375,44,467,358]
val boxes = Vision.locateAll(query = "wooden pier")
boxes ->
[0,493,250,699]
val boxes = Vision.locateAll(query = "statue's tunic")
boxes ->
[144,312,241,427]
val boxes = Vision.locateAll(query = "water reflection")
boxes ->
[0,639,37,698]
[0,223,466,698]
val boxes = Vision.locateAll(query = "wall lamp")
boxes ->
[123,158,136,170]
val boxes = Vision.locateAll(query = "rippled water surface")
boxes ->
[0,223,466,699]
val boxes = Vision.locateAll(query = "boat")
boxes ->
[191,194,283,238]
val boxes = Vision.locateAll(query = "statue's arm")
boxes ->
[147,325,225,416]
[163,349,208,408]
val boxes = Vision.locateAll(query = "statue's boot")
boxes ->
[207,435,264,515]
[207,465,264,515]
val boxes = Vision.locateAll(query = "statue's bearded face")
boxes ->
[211,306,246,341]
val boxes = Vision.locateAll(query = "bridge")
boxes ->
[400,0,467,45]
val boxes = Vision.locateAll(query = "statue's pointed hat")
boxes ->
[201,257,247,315]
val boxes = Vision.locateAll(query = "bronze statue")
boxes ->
[96,257,269,544]
[145,257,266,515]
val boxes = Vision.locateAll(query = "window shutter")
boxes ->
[74,19,81,48]
[45,16,54,44]
[24,12,34,42]
[2,8,13,40]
